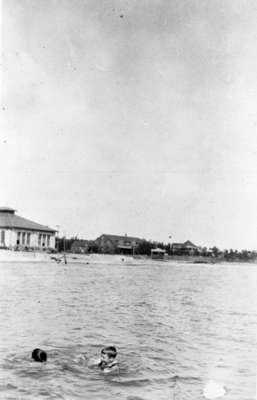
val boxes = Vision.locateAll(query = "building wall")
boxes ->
[0,228,55,249]
[95,236,112,253]
[101,238,115,253]
[95,235,141,254]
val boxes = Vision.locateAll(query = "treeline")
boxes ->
[55,237,168,255]
[55,237,257,262]
[199,246,257,261]
[135,242,257,261]
[222,249,257,261]
[134,239,168,255]
[56,236,77,252]
[55,237,166,255]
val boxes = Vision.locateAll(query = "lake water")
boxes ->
[0,260,256,399]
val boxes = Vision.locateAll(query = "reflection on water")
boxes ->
[0,261,256,399]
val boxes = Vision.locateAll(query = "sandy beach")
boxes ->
[0,249,225,266]
[0,250,149,265]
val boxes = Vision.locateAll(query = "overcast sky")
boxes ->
[1,0,257,249]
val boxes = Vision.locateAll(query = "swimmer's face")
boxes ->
[100,352,109,363]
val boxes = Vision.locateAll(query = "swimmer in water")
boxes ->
[88,346,118,373]
[99,346,118,372]
[32,348,47,362]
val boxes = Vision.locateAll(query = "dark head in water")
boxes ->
[32,348,47,362]
[99,346,118,370]
[101,346,117,359]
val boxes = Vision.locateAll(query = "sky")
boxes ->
[1,0,257,249]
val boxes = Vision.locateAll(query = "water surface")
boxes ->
[0,261,256,399]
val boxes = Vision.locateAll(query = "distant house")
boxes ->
[0,207,56,250]
[151,248,166,260]
[171,240,200,256]
[94,234,142,254]
[71,240,95,254]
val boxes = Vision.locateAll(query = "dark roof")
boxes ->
[184,240,198,248]
[172,240,198,248]
[0,207,16,213]
[0,209,56,233]
[97,233,142,242]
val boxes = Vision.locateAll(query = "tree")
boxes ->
[135,240,153,255]
[210,246,220,258]
[56,236,77,252]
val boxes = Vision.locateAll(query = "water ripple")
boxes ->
[0,262,256,399]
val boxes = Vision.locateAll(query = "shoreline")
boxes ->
[0,249,256,265]
[0,250,146,264]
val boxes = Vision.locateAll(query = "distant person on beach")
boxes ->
[32,348,47,362]
[87,346,118,373]
[51,254,67,264]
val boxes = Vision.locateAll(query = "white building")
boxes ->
[0,207,56,250]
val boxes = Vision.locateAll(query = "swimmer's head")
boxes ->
[32,348,47,362]
[101,346,117,362]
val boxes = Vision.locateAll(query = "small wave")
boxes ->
[111,377,150,386]
[229,311,248,317]
[171,375,201,383]
[0,383,18,391]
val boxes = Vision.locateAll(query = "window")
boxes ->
[22,232,26,245]
[1,230,5,244]
[27,233,31,246]
[38,234,42,246]
[47,235,50,247]
[17,232,21,245]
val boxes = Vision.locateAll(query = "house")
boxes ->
[0,207,56,250]
[151,248,166,260]
[94,234,142,254]
[171,240,200,256]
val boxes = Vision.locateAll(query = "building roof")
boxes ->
[0,207,16,213]
[183,240,198,248]
[96,233,142,242]
[0,209,56,233]
[171,240,198,248]
[151,248,166,253]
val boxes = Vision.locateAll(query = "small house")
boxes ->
[151,248,166,260]
[171,240,200,256]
